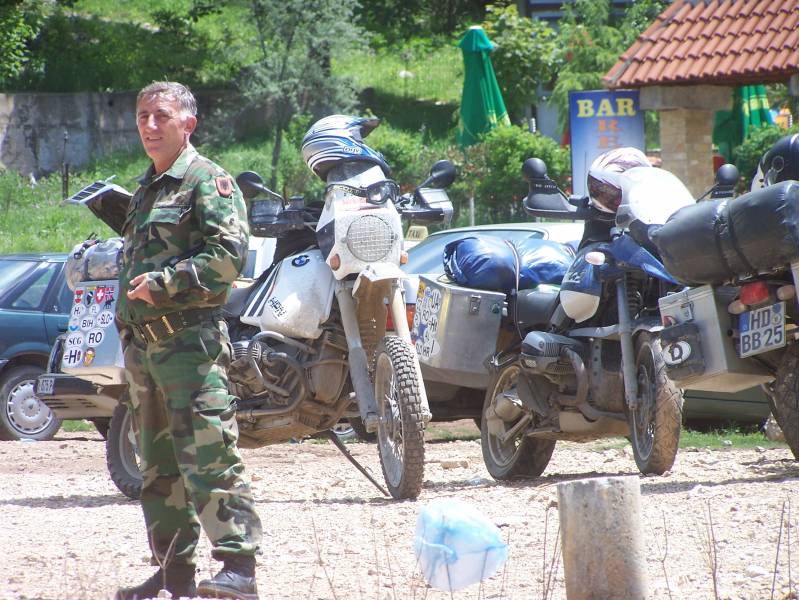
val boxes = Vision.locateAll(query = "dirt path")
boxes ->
[2,427,799,599]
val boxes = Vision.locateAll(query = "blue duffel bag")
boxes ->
[443,235,574,294]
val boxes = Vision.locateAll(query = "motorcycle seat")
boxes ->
[511,286,560,330]
[220,286,251,318]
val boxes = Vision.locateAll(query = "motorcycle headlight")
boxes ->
[345,214,397,261]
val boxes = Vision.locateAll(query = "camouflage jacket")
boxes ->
[116,144,249,327]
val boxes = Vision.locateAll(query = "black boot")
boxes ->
[197,554,259,600]
[114,564,197,600]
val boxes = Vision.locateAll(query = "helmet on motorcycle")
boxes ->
[301,115,391,180]
[586,147,651,213]
[751,133,799,192]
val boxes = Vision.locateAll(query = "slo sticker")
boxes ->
[96,311,115,328]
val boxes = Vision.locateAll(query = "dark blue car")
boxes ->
[0,253,72,440]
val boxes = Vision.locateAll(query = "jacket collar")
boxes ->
[138,143,198,186]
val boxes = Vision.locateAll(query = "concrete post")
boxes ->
[557,476,648,600]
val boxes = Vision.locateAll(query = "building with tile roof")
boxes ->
[603,0,799,196]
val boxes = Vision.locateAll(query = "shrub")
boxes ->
[734,124,799,187]
[456,125,570,223]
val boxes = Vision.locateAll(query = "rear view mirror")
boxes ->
[418,160,456,190]
[236,171,283,202]
[522,158,586,220]
[710,163,739,199]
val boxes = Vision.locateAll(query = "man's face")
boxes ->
[136,95,197,174]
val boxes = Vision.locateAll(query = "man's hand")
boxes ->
[127,273,156,305]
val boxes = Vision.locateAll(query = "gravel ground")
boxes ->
[2,426,799,600]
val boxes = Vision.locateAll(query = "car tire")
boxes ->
[0,365,62,441]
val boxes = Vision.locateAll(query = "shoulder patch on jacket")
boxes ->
[215,176,233,198]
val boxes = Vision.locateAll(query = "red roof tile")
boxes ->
[605,0,799,88]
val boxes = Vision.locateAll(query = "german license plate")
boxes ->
[739,301,786,358]
[36,376,54,396]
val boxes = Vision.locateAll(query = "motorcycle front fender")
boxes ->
[352,262,408,296]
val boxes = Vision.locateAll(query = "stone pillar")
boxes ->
[640,85,733,199]
[557,476,648,600]
[659,108,715,198]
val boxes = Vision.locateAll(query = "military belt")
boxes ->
[131,308,220,344]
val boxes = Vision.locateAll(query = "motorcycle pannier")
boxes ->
[412,275,504,389]
[658,286,772,392]
[61,279,125,385]
[651,181,799,284]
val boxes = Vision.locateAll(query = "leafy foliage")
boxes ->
[452,125,570,223]
[0,1,79,85]
[551,0,666,129]
[482,4,559,119]
[357,0,489,47]
[733,124,799,186]
[234,0,363,188]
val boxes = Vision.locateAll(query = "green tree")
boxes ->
[551,0,666,129]
[357,0,489,46]
[0,1,77,85]
[238,0,363,189]
[482,4,559,120]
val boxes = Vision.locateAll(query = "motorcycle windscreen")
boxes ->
[615,167,695,229]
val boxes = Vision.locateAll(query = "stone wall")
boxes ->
[0,91,270,178]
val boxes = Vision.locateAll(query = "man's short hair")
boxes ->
[136,81,197,117]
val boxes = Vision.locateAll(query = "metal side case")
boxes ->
[411,274,504,389]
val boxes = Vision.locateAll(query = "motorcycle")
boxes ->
[470,158,692,477]
[650,163,799,458]
[47,144,455,500]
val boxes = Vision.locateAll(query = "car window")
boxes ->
[10,264,56,310]
[54,275,74,314]
[0,259,36,293]
[403,229,546,275]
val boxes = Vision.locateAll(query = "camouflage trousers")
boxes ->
[123,318,262,566]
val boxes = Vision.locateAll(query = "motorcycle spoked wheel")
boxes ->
[772,344,799,459]
[106,402,143,500]
[627,332,684,475]
[373,336,425,499]
[480,364,555,480]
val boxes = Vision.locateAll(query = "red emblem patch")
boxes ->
[216,176,233,198]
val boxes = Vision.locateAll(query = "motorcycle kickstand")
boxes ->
[323,430,390,497]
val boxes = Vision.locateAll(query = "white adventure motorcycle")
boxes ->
[41,115,455,500]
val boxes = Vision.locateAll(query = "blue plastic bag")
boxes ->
[414,498,508,592]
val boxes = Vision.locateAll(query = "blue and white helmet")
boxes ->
[301,115,390,180]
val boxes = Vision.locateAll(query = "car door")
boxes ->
[0,260,56,358]
[42,263,71,344]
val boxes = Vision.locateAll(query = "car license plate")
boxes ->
[739,301,786,358]
[36,376,54,396]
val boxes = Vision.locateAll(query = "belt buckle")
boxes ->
[144,323,158,343]
[161,315,175,335]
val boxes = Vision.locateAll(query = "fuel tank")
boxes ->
[240,249,335,339]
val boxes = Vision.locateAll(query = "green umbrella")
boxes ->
[457,26,510,148]
[713,84,774,162]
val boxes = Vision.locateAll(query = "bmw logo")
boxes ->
[292,254,310,267]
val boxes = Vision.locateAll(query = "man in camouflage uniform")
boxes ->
[114,81,262,600]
